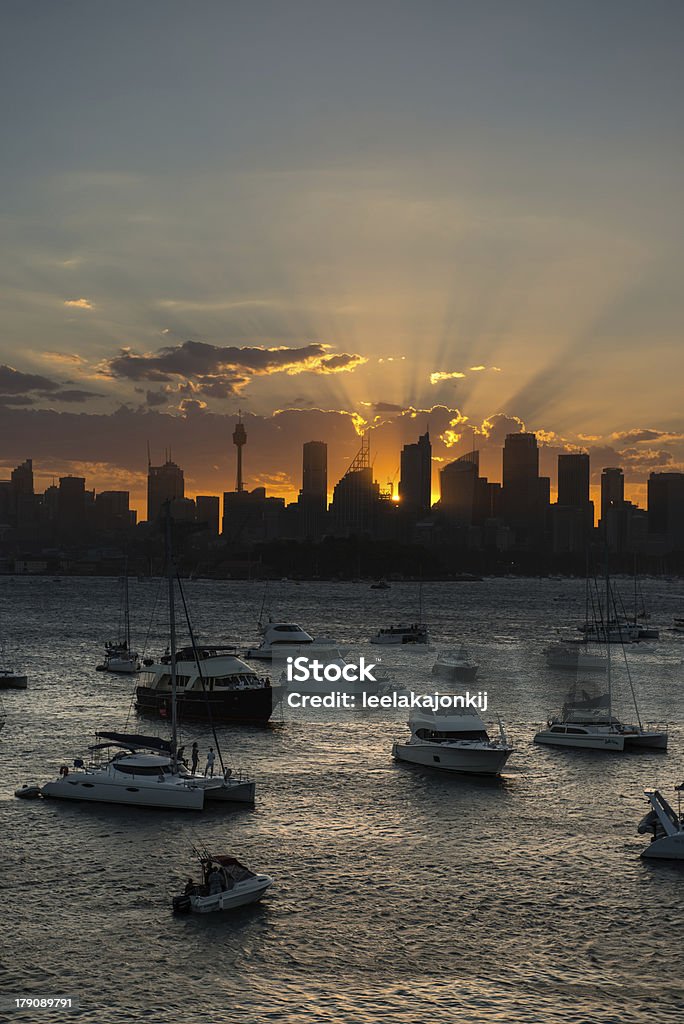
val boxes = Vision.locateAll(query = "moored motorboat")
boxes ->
[136,645,283,724]
[431,647,478,682]
[0,667,28,690]
[371,622,428,645]
[392,707,512,775]
[637,785,684,860]
[244,619,340,660]
[544,641,606,672]
[173,851,273,913]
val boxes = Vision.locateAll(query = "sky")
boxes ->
[1,0,683,514]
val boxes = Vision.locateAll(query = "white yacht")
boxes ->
[371,622,428,646]
[173,852,273,913]
[637,785,684,860]
[431,647,478,682]
[245,619,340,660]
[578,620,640,644]
[40,733,255,809]
[137,645,283,724]
[392,708,512,775]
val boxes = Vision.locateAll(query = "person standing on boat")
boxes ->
[204,747,216,777]
[191,742,199,774]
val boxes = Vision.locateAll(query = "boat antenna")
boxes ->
[164,502,178,759]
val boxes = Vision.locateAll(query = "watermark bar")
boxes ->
[1,997,80,1013]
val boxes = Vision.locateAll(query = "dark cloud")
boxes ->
[45,389,103,403]
[0,364,60,394]
[145,390,168,407]
[612,428,684,444]
[105,340,363,384]
[0,393,36,406]
[373,402,405,413]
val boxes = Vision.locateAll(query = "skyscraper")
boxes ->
[196,495,220,535]
[558,453,590,508]
[647,472,684,551]
[502,432,548,543]
[302,441,327,503]
[398,430,432,516]
[147,457,185,522]
[600,467,624,522]
[440,450,479,523]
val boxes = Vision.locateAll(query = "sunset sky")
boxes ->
[1,1,683,515]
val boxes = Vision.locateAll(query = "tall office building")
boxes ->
[94,490,134,531]
[57,476,87,535]
[298,441,328,539]
[440,451,479,523]
[558,453,590,508]
[302,441,327,503]
[147,457,185,522]
[398,430,432,516]
[600,467,624,521]
[502,432,548,543]
[196,495,220,535]
[647,472,684,551]
[11,458,34,496]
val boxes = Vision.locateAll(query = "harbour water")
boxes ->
[2,576,684,1023]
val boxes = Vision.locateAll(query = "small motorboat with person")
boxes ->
[637,784,684,860]
[173,849,273,914]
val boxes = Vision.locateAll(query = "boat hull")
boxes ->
[135,684,284,724]
[641,835,684,860]
[392,740,511,775]
[201,779,256,804]
[533,730,625,751]
[40,775,206,810]
[431,663,478,682]
[623,731,668,750]
[189,876,273,912]
[0,673,28,690]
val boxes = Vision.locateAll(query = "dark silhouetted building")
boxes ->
[58,476,87,533]
[330,436,382,536]
[222,488,285,542]
[600,467,624,522]
[298,441,328,539]
[399,431,431,516]
[648,472,684,551]
[196,495,220,535]
[502,433,548,545]
[95,491,135,532]
[147,458,185,522]
[440,451,479,524]
[553,452,593,554]
[558,453,590,508]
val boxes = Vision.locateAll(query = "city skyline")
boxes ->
[2,2,683,516]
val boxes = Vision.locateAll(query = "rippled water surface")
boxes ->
[2,576,684,1023]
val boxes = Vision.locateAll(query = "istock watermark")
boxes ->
[285,655,378,684]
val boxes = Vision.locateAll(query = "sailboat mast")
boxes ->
[123,555,130,650]
[165,505,178,756]
[605,548,612,720]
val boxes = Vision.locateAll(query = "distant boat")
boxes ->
[245,619,340,660]
[96,561,140,674]
[370,580,390,590]
[371,623,428,645]
[431,647,479,682]
[0,641,27,690]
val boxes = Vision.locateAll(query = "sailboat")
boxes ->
[637,784,684,860]
[36,507,256,809]
[96,559,140,674]
[371,580,429,645]
[534,557,667,752]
